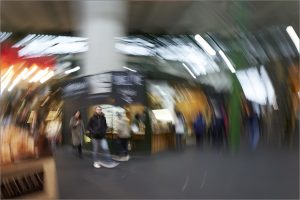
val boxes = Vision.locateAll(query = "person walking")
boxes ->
[174,110,186,151]
[88,106,119,168]
[69,111,84,158]
[113,112,131,161]
[193,112,206,148]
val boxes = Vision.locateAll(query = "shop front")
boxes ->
[147,79,212,153]
[62,71,151,154]
[62,71,212,155]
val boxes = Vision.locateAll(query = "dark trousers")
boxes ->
[212,127,223,148]
[196,134,204,147]
[176,134,184,151]
[73,144,82,157]
[118,138,129,156]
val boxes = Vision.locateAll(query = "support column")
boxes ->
[78,1,127,75]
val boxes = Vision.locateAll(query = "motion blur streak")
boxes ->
[0,1,299,199]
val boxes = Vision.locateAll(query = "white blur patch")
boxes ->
[286,26,300,53]
[237,67,266,105]
[152,109,174,122]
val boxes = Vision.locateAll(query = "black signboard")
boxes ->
[62,77,88,99]
[112,71,146,106]
[86,73,112,100]
[62,71,146,106]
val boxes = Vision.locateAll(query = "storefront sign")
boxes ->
[62,77,88,98]
[87,73,112,95]
[112,71,145,106]
[62,71,145,105]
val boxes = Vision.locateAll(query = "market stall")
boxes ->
[1,45,59,199]
[147,80,211,153]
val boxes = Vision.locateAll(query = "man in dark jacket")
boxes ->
[88,106,119,169]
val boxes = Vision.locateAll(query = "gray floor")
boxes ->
[55,145,299,199]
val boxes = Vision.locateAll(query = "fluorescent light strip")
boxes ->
[65,66,80,74]
[123,66,137,72]
[182,63,196,79]
[13,34,36,47]
[8,68,29,92]
[195,34,216,56]
[1,70,14,94]
[29,68,49,83]
[286,26,300,53]
[23,65,38,80]
[40,71,54,83]
[218,50,236,73]
[1,66,14,82]
[0,32,12,42]
[29,69,43,83]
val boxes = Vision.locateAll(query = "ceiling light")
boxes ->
[40,71,55,83]
[29,68,49,83]
[195,34,216,56]
[23,65,38,80]
[286,25,300,53]
[182,63,196,79]
[0,32,12,43]
[218,50,236,73]
[8,68,28,92]
[65,66,80,74]
[123,66,137,72]
[1,65,14,82]
[1,70,14,94]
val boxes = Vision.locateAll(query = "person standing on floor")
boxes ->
[114,112,131,161]
[46,114,62,154]
[174,110,186,151]
[193,112,206,148]
[249,102,261,150]
[88,106,119,169]
[69,111,85,158]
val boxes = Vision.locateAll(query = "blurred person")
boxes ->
[33,110,48,157]
[174,110,186,151]
[211,114,224,149]
[45,115,62,154]
[113,112,131,161]
[69,111,85,158]
[221,106,229,146]
[131,113,141,134]
[88,106,119,169]
[193,112,206,148]
[2,102,13,127]
[220,105,229,147]
[17,107,30,130]
[248,102,261,150]
[211,102,226,149]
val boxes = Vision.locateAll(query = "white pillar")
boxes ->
[77,1,127,75]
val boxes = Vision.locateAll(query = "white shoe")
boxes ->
[120,155,130,161]
[93,162,101,168]
[125,155,130,161]
[112,155,122,162]
[98,161,119,168]
[112,155,130,162]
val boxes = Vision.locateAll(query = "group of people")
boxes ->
[70,106,227,168]
[69,106,132,169]
[174,110,228,150]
